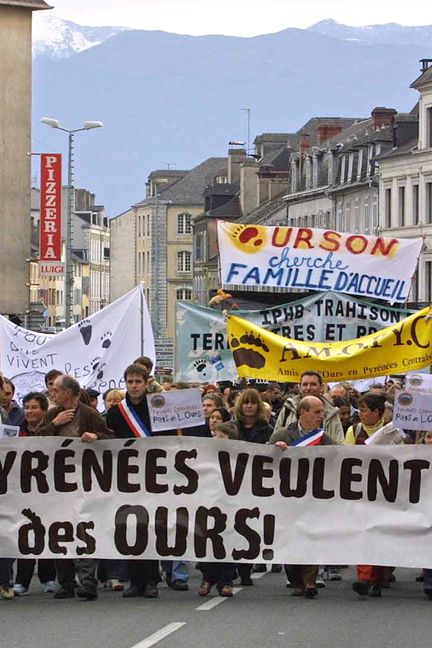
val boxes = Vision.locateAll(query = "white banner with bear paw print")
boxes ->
[0,284,154,401]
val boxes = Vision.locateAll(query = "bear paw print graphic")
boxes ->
[78,319,93,346]
[230,331,269,370]
[101,330,113,349]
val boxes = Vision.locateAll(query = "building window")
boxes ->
[398,186,405,227]
[427,107,432,148]
[384,188,392,228]
[305,157,312,190]
[340,156,346,184]
[413,184,419,225]
[177,251,191,273]
[177,213,192,235]
[194,232,203,262]
[291,161,298,192]
[426,261,432,303]
[312,156,318,188]
[347,153,354,183]
[426,182,432,224]
[176,288,192,300]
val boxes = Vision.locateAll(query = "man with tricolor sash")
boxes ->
[106,363,161,600]
[270,395,334,599]
[270,396,334,449]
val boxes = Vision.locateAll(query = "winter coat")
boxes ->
[273,394,344,445]
[270,421,334,446]
[235,418,272,444]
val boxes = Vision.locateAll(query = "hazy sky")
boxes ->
[48,0,432,36]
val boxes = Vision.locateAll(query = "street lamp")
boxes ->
[40,117,103,327]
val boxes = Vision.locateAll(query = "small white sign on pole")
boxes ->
[393,387,432,431]
[0,424,20,438]
[147,388,205,431]
[404,373,432,394]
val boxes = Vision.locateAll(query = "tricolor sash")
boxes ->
[118,400,152,438]
[291,429,324,447]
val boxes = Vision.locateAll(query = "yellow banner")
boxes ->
[226,306,432,382]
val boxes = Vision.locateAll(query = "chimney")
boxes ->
[371,107,397,130]
[299,133,311,156]
[316,125,344,145]
[420,58,432,72]
[228,146,247,183]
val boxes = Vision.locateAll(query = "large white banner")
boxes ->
[1,437,432,567]
[217,221,422,302]
[0,285,154,401]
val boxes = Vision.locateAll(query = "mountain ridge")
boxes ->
[31,17,428,215]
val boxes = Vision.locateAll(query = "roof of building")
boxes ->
[254,133,291,144]
[296,117,363,146]
[320,115,394,151]
[259,147,293,171]
[241,195,286,225]
[208,194,242,219]
[203,182,239,197]
[0,0,52,9]
[376,136,418,160]
[410,64,432,89]
[138,157,227,206]
[148,169,188,180]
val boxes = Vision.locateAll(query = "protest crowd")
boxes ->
[1,360,431,603]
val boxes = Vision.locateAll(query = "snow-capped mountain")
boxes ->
[32,14,129,59]
[308,19,432,48]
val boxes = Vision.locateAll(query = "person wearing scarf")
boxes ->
[344,392,387,598]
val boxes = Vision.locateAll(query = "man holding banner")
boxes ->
[38,374,110,600]
[271,395,334,598]
[106,363,161,599]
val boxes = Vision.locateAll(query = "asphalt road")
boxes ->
[1,567,430,648]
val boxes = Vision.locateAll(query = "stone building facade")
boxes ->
[110,159,227,371]
[377,59,432,305]
[0,0,51,317]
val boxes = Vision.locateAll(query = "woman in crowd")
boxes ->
[233,388,273,444]
[98,387,128,590]
[331,396,353,436]
[0,375,14,599]
[208,407,231,435]
[233,388,272,585]
[104,388,125,410]
[198,421,239,598]
[345,393,387,597]
[418,430,432,600]
[19,392,49,437]
[14,392,57,595]
[102,388,125,421]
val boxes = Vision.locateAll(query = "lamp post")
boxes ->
[40,117,103,328]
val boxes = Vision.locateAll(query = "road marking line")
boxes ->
[130,622,186,648]
[195,587,242,610]
[252,571,267,580]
